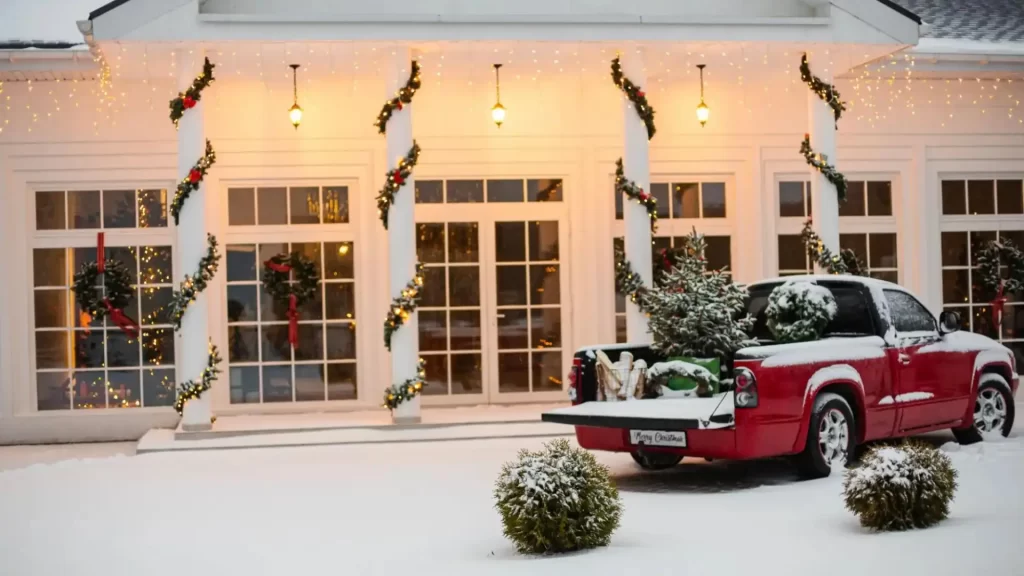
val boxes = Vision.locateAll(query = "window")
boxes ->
[415,179,563,204]
[942,179,1024,216]
[227,186,350,225]
[884,290,937,333]
[32,189,175,411]
[616,181,726,220]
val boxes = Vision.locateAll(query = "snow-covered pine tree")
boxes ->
[644,229,756,359]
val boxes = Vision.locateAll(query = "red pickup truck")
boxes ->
[543,275,1019,478]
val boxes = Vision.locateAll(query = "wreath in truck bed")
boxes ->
[766,281,838,343]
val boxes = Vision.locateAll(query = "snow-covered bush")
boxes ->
[766,281,837,343]
[494,439,622,554]
[843,440,958,531]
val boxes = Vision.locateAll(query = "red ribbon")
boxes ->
[991,281,1008,327]
[265,259,292,274]
[286,294,298,348]
[96,232,105,273]
[104,298,139,339]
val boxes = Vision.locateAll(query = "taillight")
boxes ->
[734,367,758,408]
[568,358,583,404]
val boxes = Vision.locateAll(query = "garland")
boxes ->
[263,253,320,348]
[801,219,864,276]
[766,281,838,343]
[169,57,215,127]
[615,158,657,232]
[976,239,1024,325]
[384,263,424,351]
[382,358,427,411]
[167,234,221,330]
[173,342,221,416]
[170,139,216,225]
[801,135,848,202]
[72,233,139,338]
[374,60,422,134]
[800,54,846,126]
[610,57,656,140]
[614,246,648,310]
[376,141,421,229]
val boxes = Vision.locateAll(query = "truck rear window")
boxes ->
[746,283,877,341]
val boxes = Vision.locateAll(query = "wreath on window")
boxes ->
[976,239,1024,325]
[262,252,320,348]
[72,234,139,338]
[766,281,837,343]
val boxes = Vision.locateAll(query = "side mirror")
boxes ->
[939,311,960,335]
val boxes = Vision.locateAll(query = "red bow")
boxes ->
[183,96,196,109]
[265,260,292,274]
[188,169,201,184]
[636,90,645,98]
[393,170,405,186]
[104,298,139,339]
[991,281,1008,327]
[286,294,298,348]
[396,101,403,111]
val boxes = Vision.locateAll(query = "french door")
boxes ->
[416,202,570,405]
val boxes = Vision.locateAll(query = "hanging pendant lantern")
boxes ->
[288,64,303,129]
[696,64,710,128]
[491,63,506,128]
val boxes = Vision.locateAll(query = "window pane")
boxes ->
[68,190,101,229]
[533,351,563,391]
[322,186,349,223]
[498,308,529,349]
[141,328,174,366]
[531,308,561,349]
[72,371,106,409]
[1002,304,1023,339]
[778,235,808,272]
[941,181,966,215]
[105,246,138,285]
[137,189,168,228]
[498,352,529,392]
[942,269,970,304]
[257,243,288,283]
[261,325,291,362]
[142,369,175,407]
[257,187,287,225]
[447,180,483,203]
[416,180,443,204]
[884,290,935,332]
[824,287,876,336]
[866,182,893,216]
[107,370,140,408]
[419,310,448,351]
[294,365,325,401]
[226,244,258,282]
[967,180,995,215]
[451,353,482,395]
[36,331,69,369]
[495,222,526,262]
[227,326,259,362]
[229,366,260,404]
[487,179,523,202]
[326,324,357,360]
[705,237,731,271]
[103,190,136,228]
[779,182,805,217]
[324,243,354,279]
[419,267,446,308]
[840,234,868,265]
[528,179,563,202]
[970,231,997,268]
[869,234,898,269]
[650,183,670,218]
[35,290,67,328]
[449,267,480,307]
[421,355,448,396]
[529,264,560,305]
[106,330,140,367]
[73,330,104,368]
[448,222,479,263]
[227,285,258,322]
[973,306,999,338]
[449,310,481,350]
[673,183,700,218]
[34,248,67,287]
[941,232,968,267]
[702,183,726,218]
[416,223,446,264]
[228,188,256,226]
[293,325,323,361]
[839,182,865,217]
[37,372,70,410]
[36,191,65,230]
[997,180,1023,214]
[325,283,356,320]
[261,366,292,402]
[138,246,172,285]
[290,187,320,224]
[529,221,559,261]
[327,363,357,400]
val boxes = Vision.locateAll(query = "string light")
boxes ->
[383,263,425,351]
[382,358,427,411]
[376,142,421,228]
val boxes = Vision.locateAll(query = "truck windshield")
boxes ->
[745,283,877,342]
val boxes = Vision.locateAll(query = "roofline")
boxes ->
[89,0,132,21]
[0,41,83,50]
[874,0,922,25]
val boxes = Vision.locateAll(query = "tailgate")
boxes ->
[542,392,735,431]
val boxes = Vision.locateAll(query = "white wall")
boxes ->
[0,69,1021,443]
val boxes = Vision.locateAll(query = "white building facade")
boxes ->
[0,0,1022,443]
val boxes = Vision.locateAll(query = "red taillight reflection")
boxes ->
[569,358,583,404]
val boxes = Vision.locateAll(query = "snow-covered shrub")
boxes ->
[494,439,622,554]
[766,281,837,343]
[843,440,958,531]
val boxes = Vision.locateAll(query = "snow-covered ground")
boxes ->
[1,431,1022,576]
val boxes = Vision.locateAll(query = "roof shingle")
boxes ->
[890,0,1024,42]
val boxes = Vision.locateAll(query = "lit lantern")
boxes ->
[696,64,710,128]
[288,64,303,129]
[491,63,506,128]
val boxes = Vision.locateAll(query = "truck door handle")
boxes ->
[898,353,911,365]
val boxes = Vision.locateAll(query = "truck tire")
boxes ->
[952,375,1015,445]
[796,392,856,479]
[630,451,683,470]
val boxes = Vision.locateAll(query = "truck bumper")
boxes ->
[574,420,802,460]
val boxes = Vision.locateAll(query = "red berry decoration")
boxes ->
[189,169,201,183]
[393,171,405,185]
[183,96,196,109]
[637,90,645,98]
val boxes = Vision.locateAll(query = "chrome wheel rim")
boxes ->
[818,408,849,464]
[974,388,1008,433]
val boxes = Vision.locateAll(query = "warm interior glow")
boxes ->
[289,103,303,128]
[491,102,507,127]
[696,100,710,127]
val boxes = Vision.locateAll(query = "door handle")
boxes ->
[898,353,911,365]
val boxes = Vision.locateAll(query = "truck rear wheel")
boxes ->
[952,375,1014,445]
[630,451,683,470]
[796,392,856,479]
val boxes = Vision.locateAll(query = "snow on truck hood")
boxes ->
[736,336,886,367]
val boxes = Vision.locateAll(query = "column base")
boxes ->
[391,414,422,425]
[182,421,214,432]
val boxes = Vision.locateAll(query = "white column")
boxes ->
[386,48,421,424]
[176,51,213,431]
[621,51,653,343]
[808,75,840,272]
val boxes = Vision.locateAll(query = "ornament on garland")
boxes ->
[801,219,864,276]
[615,158,658,232]
[376,141,421,229]
[976,239,1024,325]
[167,234,221,330]
[382,358,427,411]
[384,263,425,351]
[169,57,215,127]
[610,57,656,140]
[72,232,139,338]
[173,342,221,416]
[374,60,422,134]
[614,246,648,311]
[766,281,838,343]
[800,54,846,126]
[801,135,848,202]
[170,139,216,226]
[262,252,320,348]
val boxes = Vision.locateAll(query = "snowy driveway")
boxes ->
[1,432,1022,576]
